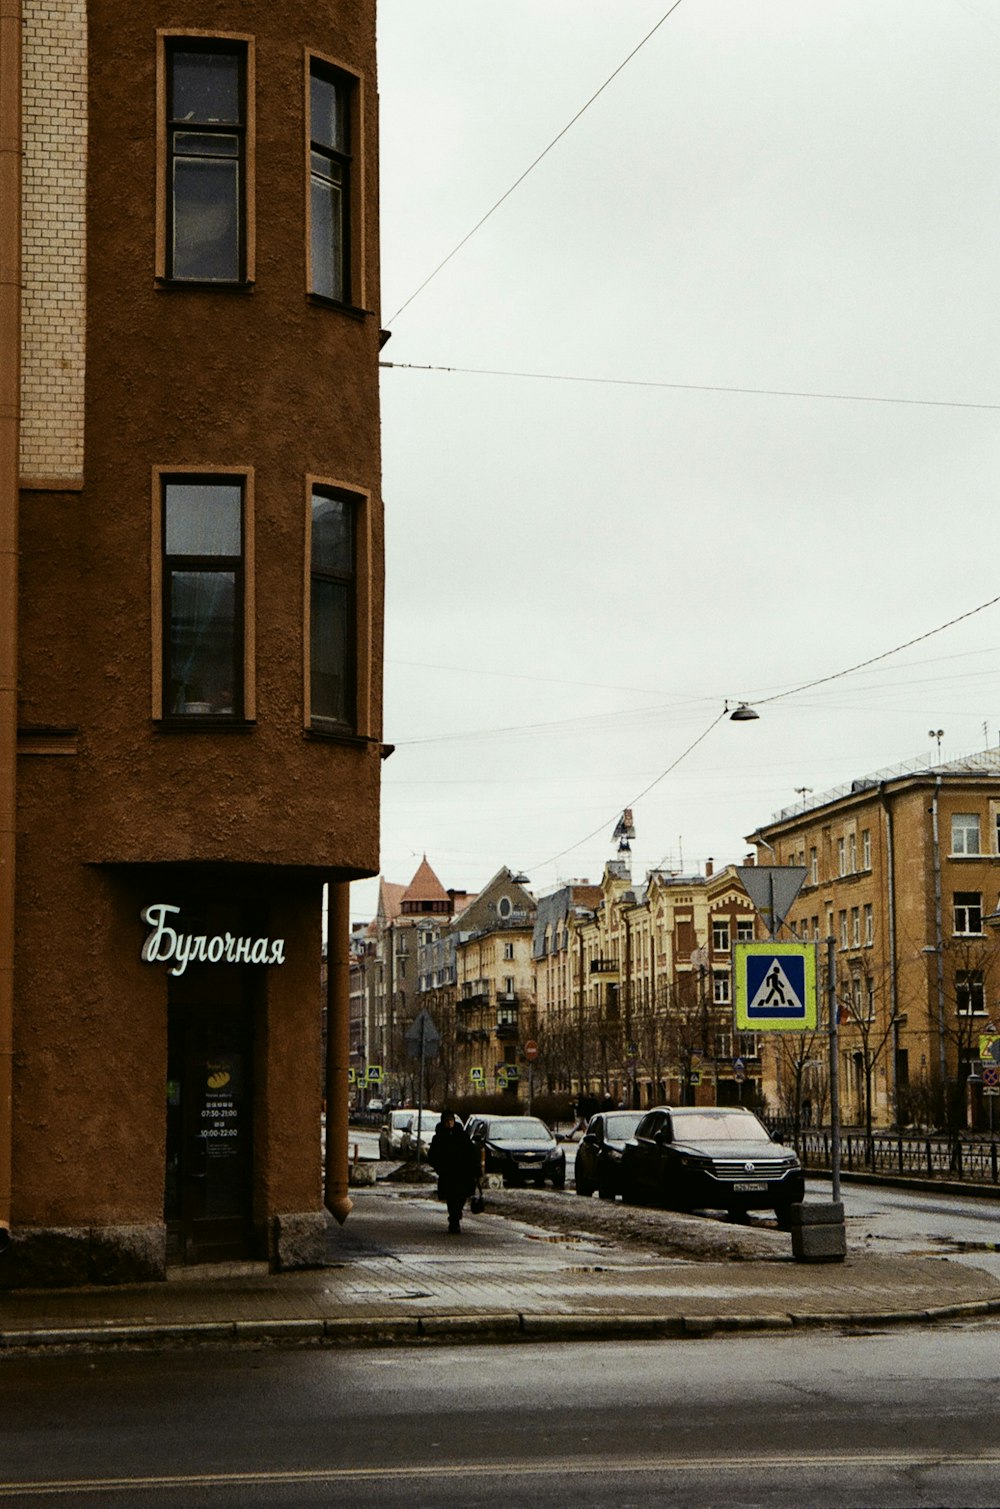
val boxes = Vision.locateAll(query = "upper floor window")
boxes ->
[861,829,871,869]
[809,847,818,885]
[711,920,730,952]
[713,972,731,1004]
[952,813,981,855]
[309,487,356,728]
[953,891,983,936]
[309,59,354,302]
[837,837,847,876]
[956,969,986,1015]
[736,918,754,942]
[160,475,247,719]
[164,39,249,283]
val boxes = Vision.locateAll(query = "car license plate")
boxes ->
[732,1181,767,1193]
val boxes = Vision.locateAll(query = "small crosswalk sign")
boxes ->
[735,943,818,1031]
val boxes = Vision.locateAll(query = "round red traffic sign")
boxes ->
[524,1040,539,1061]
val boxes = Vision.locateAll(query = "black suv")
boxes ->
[620,1106,804,1222]
[466,1115,566,1189]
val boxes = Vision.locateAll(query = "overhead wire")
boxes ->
[384,0,688,324]
[379,360,1000,415]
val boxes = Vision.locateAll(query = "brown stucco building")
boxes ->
[0,0,383,1283]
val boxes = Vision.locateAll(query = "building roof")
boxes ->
[376,878,406,923]
[761,745,1000,829]
[401,855,450,907]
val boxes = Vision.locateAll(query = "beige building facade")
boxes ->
[748,749,1000,1131]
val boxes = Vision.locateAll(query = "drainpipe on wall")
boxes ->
[930,778,947,1084]
[324,880,353,1225]
[879,786,900,1126]
[0,0,22,1256]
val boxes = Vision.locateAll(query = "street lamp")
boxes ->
[729,702,759,721]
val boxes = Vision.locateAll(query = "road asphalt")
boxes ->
[3,1175,1000,1353]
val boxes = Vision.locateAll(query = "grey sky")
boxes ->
[356,0,1000,918]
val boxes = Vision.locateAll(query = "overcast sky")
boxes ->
[355,0,1000,920]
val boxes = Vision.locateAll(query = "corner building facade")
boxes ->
[2,0,383,1283]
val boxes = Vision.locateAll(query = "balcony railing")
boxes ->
[495,1022,519,1041]
[457,992,490,1010]
[590,958,619,975]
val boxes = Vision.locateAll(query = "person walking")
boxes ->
[428,1110,480,1234]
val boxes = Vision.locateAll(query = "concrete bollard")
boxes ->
[348,1162,377,1187]
[789,1201,846,1263]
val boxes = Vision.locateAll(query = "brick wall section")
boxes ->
[20,0,87,483]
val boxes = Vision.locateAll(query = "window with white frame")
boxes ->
[837,838,846,877]
[713,972,731,1004]
[839,910,848,949]
[848,832,857,872]
[953,891,983,935]
[809,847,818,885]
[862,829,871,869]
[712,919,730,951]
[956,969,986,1015]
[851,907,860,947]
[736,918,754,941]
[863,903,874,945]
[952,813,981,855]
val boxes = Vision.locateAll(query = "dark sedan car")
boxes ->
[574,1110,643,1199]
[466,1115,566,1189]
[620,1106,804,1222]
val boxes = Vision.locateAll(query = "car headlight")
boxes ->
[678,1154,709,1169]
[606,1147,623,1161]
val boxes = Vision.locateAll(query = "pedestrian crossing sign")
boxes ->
[734,942,818,1031]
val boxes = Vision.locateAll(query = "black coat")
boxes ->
[428,1124,480,1200]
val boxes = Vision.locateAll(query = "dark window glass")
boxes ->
[310,489,355,726]
[168,43,245,282]
[163,480,243,717]
[309,64,351,301]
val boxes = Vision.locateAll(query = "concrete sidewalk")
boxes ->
[3,1184,1000,1352]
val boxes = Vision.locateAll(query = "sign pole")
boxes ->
[827,935,841,1203]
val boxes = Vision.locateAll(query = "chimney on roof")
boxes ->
[705,857,714,878]
[745,852,755,866]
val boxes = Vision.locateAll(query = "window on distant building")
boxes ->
[861,829,871,869]
[156,473,249,720]
[863,903,874,945]
[952,813,981,855]
[736,918,754,941]
[713,972,731,1004]
[953,892,983,935]
[848,832,857,872]
[308,57,357,303]
[160,37,251,283]
[837,838,846,877]
[839,910,848,949]
[712,920,730,952]
[308,484,360,730]
[956,969,986,1015]
[503,941,514,960]
[851,907,860,947]
[809,847,818,885]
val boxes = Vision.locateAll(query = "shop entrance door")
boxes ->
[166,996,254,1265]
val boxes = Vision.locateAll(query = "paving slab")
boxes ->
[2,1185,999,1352]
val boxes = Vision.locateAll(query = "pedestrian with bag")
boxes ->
[428,1109,480,1234]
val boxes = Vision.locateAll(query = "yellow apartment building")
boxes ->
[747,748,1000,1132]
[532,860,758,1108]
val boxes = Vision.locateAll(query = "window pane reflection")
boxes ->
[168,570,237,715]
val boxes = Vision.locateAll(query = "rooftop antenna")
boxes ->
[928,728,944,761]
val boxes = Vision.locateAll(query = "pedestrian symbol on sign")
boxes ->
[735,943,818,1032]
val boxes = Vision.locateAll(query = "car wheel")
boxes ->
[575,1176,594,1197]
[774,1202,796,1229]
[597,1176,616,1200]
[551,1171,565,1190]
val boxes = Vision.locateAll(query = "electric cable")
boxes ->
[385,0,688,324]
[380,360,1000,415]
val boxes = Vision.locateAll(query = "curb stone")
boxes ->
[3,1298,1000,1353]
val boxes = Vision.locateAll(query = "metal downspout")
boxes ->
[880,786,900,1125]
[0,0,22,1255]
[931,777,947,1083]
[324,880,353,1225]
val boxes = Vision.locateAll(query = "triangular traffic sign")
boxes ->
[735,866,807,935]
